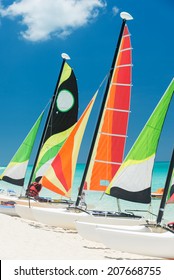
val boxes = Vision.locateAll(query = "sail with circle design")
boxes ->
[0,57,79,191]
[40,93,97,197]
[30,59,78,185]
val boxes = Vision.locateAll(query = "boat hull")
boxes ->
[14,201,73,221]
[31,207,146,230]
[95,225,174,259]
[15,204,36,221]
[0,194,18,202]
[33,207,88,229]
[0,205,19,217]
[75,221,149,243]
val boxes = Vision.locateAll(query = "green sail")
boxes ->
[106,78,174,203]
[0,112,44,186]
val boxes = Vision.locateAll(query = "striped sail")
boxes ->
[33,62,78,182]
[0,112,44,186]
[85,25,132,191]
[41,93,97,197]
[106,78,174,203]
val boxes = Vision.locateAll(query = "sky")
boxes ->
[0,0,173,166]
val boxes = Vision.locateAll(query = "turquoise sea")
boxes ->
[0,162,173,223]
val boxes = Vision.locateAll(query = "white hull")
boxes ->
[14,201,72,221]
[0,193,19,202]
[0,205,19,217]
[75,221,149,243]
[15,204,36,221]
[30,207,146,230]
[95,225,174,259]
[15,199,50,221]
[33,207,88,229]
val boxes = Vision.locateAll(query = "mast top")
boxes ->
[61,53,71,60]
[120,12,133,21]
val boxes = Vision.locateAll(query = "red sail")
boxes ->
[86,25,132,191]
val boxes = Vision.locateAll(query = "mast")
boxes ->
[26,53,70,192]
[156,148,174,225]
[75,12,133,206]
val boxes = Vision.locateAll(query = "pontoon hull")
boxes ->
[75,221,149,243]
[0,205,19,217]
[15,204,36,221]
[31,207,146,230]
[0,194,18,202]
[14,201,73,221]
[95,225,174,259]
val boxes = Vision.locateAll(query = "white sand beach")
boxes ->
[0,213,161,260]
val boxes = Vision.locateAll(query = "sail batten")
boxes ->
[99,132,127,138]
[106,107,131,113]
[113,83,132,86]
[94,159,122,165]
[115,64,133,68]
[120,48,132,52]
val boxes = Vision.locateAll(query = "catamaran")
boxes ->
[87,149,174,259]
[0,53,79,216]
[15,91,97,221]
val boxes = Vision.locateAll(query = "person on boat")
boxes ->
[26,182,42,199]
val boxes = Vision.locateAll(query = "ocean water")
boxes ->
[0,161,173,223]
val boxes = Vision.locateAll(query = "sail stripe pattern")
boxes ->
[106,78,174,204]
[85,25,132,191]
[0,112,44,186]
[41,93,97,197]
[33,62,78,182]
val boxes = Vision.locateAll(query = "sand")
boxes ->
[0,213,160,260]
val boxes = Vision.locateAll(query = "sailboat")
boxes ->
[0,112,44,216]
[91,149,174,259]
[23,12,152,228]
[28,53,78,186]
[76,79,174,258]
[15,90,98,220]
[0,53,79,216]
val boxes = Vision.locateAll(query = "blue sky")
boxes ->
[0,0,173,166]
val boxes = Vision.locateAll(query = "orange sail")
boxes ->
[85,25,132,191]
[40,93,97,197]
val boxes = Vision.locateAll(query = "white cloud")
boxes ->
[0,0,106,41]
[112,6,119,16]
